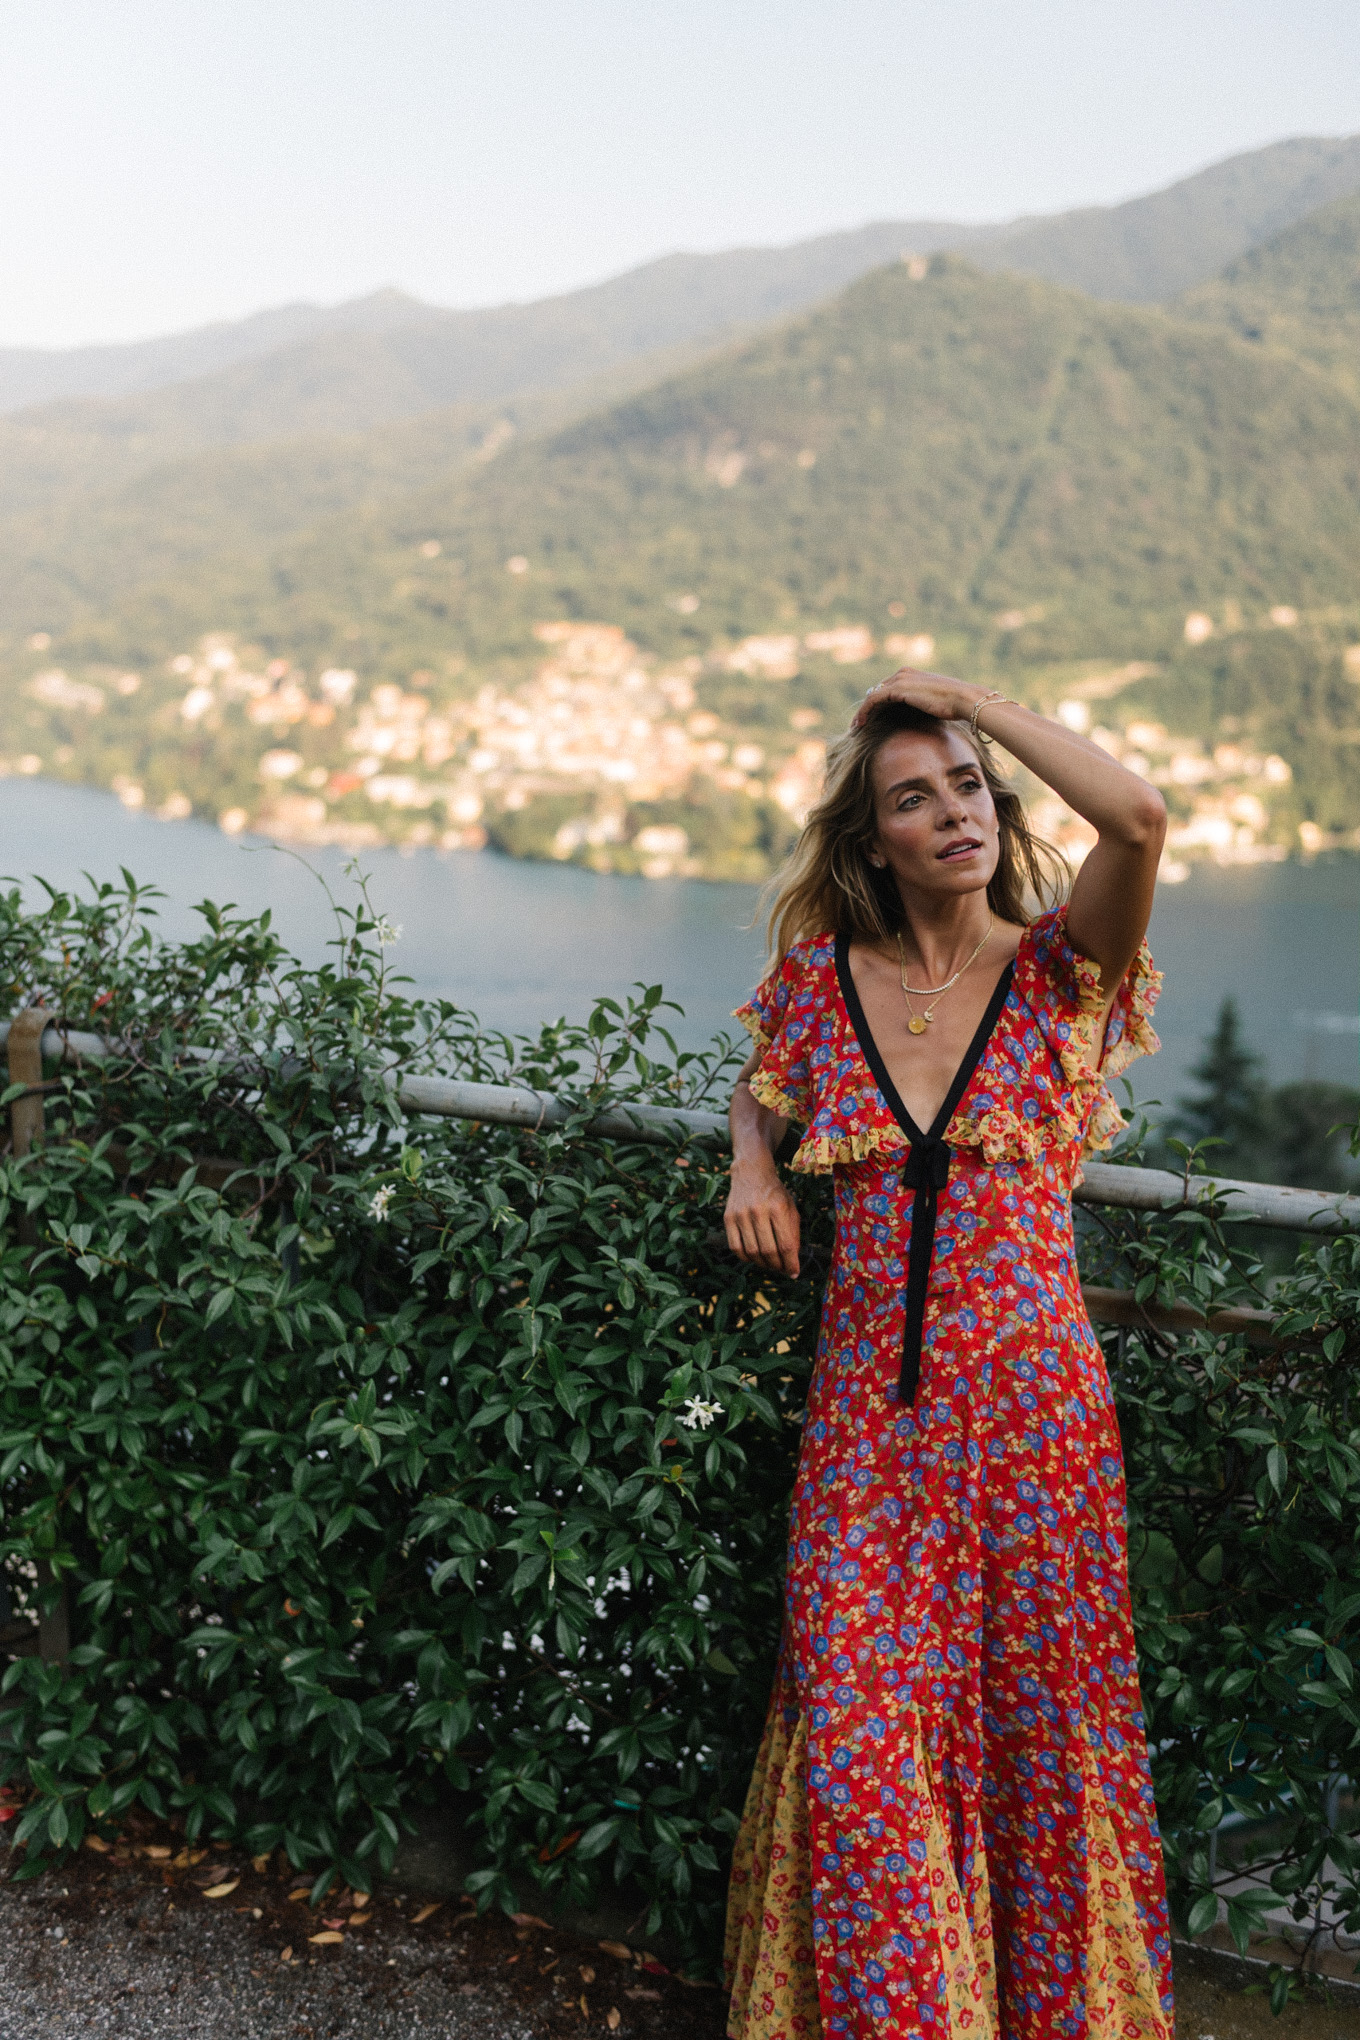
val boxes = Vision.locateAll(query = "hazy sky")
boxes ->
[3,0,1358,348]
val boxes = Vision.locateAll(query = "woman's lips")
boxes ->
[937,838,982,861]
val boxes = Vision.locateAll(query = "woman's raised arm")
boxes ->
[858,671,1166,997]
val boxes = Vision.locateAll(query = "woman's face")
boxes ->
[866,726,1001,900]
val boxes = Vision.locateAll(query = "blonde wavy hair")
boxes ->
[764,700,1070,963]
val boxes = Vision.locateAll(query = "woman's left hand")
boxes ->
[853,667,984,728]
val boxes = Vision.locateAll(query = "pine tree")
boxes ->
[1265,1082,1360,1191]
[1170,997,1269,1174]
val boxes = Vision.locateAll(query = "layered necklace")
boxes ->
[894,916,994,1034]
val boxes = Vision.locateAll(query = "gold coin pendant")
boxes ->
[908,1017,928,1035]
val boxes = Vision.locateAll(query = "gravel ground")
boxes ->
[6,1826,1360,2038]
[1174,1943,1360,2038]
[0,1825,726,2040]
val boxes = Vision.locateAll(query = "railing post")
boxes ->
[7,1004,50,1160]
[6,1008,69,1664]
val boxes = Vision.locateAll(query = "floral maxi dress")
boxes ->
[723,909,1174,2040]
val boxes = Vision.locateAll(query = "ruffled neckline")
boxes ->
[738,909,1160,1174]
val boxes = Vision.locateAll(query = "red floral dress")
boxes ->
[723,908,1173,2040]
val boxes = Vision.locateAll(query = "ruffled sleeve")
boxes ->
[946,906,1161,1167]
[1013,905,1162,1157]
[734,936,908,1173]
[733,940,821,1127]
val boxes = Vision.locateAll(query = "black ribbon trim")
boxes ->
[834,936,1014,1407]
[897,1135,951,1404]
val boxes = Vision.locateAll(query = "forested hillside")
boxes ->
[5,132,1358,529]
[42,255,1360,666]
[1177,190,1360,400]
[968,130,1360,300]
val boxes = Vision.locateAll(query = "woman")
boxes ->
[722,670,1172,2040]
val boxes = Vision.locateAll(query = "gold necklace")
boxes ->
[894,916,994,1035]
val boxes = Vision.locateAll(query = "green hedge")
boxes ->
[0,873,1357,1981]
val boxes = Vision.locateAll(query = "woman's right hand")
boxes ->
[724,1157,802,1278]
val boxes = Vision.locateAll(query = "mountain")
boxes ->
[4,132,1357,460]
[0,289,443,412]
[1175,190,1360,401]
[11,150,1360,652]
[0,223,990,419]
[59,254,1359,673]
[968,132,1360,302]
[0,224,995,539]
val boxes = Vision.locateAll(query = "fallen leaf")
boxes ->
[288,1889,312,1903]
[0,1808,15,1824]
[142,1845,172,1860]
[284,1599,302,1616]
[607,2013,621,2033]
[538,1827,581,1863]
[308,1930,344,1945]
[251,1853,271,1874]
[580,1965,596,1983]
[625,1988,661,2001]
[510,1911,550,1929]
[599,1941,632,1961]
[203,1880,240,1900]
[350,1913,371,1930]
[641,1956,668,1975]
[505,1954,520,1967]
[580,1996,589,2018]
[539,1958,560,1974]
[413,1901,440,1924]
[322,1917,346,1930]
[83,1835,111,1854]
[280,1946,293,1962]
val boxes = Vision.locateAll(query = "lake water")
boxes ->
[0,777,1355,1106]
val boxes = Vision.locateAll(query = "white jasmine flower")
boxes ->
[678,1396,723,1431]
[375,916,403,946]
[369,1184,395,1220]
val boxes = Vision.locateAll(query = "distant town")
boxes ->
[8,605,1359,884]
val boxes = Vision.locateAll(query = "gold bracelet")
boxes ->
[968,691,1018,744]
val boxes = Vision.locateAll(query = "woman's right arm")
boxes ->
[725,1049,802,1277]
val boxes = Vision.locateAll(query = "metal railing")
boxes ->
[4,1013,1358,1234]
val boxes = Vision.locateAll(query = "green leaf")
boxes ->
[1186,1893,1219,1938]
[574,1818,620,1860]
[205,1287,235,1326]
